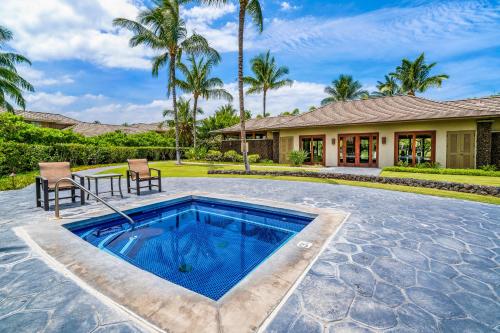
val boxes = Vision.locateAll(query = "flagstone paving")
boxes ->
[0,175,498,332]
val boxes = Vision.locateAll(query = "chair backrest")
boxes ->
[39,162,72,188]
[128,159,150,180]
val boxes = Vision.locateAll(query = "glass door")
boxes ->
[339,134,378,167]
[300,135,325,165]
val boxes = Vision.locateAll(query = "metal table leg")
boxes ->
[95,178,99,196]
[110,177,114,196]
[118,176,124,198]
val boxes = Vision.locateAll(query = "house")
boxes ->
[215,95,500,169]
[1,109,165,137]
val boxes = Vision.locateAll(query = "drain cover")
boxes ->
[297,241,312,249]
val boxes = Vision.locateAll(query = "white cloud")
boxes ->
[17,67,74,87]
[23,79,326,123]
[280,2,300,11]
[257,1,500,60]
[0,0,151,69]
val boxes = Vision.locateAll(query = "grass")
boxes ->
[380,171,500,187]
[383,166,500,177]
[98,161,500,205]
[2,161,498,205]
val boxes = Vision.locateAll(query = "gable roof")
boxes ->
[1,109,80,126]
[214,115,295,134]
[265,95,500,130]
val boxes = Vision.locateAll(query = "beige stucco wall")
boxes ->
[279,119,483,168]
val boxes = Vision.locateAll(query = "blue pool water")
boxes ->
[66,196,315,300]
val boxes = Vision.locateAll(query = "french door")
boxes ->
[300,135,325,165]
[338,133,378,167]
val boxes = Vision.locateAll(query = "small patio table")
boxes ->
[85,173,124,199]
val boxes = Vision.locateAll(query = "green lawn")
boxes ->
[2,161,499,205]
[380,171,500,186]
[99,161,500,205]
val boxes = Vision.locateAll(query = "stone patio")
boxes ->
[0,174,499,332]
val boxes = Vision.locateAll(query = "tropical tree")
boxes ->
[113,0,219,164]
[321,75,368,105]
[390,53,448,96]
[162,97,202,147]
[0,26,34,112]
[176,56,232,148]
[280,108,300,116]
[244,50,292,118]
[373,75,401,97]
[203,0,263,172]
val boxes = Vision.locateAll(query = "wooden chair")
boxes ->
[126,159,162,195]
[36,162,85,211]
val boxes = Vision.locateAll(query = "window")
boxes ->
[395,131,435,166]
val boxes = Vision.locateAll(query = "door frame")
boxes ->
[338,133,379,168]
[394,131,436,166]
[299,134,326,165]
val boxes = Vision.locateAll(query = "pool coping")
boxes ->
[15,192,349,333]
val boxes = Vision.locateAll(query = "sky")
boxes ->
[1,0,499,124]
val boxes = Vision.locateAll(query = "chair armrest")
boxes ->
[36,175,48,181]
[71,173,84,181]
[128,170,139,180]
[149,168,161,176]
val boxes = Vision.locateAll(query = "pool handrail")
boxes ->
[54,177,135,229]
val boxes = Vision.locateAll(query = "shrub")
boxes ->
[247,154,260,163]
[382,166,500,177]
[0,112,175,147]
[0,142,179,176]
[289,150,309,166]
[223,150,243,162]
[185,147,208,160]
[415,161,441,169]
[205,150,223,162]
[480,164,498,172]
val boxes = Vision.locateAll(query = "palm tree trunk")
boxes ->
[238,4,250,172]
[170,53,181,165]
[263,89,267,118]
[193,94,198,148]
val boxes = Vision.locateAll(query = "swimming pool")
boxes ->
[66,196,315,300]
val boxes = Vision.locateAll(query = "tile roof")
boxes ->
[265,95,500,130]
[215,115,295,133]
[442,95,500,112]
[68,122,166,137]
[1,109,80,125]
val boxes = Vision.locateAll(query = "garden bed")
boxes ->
[208,169,500,197]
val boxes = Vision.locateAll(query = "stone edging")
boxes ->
[208,170,500,197]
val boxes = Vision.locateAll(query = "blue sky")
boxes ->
[1,0,499,124]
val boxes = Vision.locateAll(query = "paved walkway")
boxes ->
[0,176,498,332]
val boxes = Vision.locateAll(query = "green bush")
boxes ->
[247,154,260,163]
[0,142,180,176]
[289,150,309,166]
[414,162,441,169]
[205,150,223,162]
[383,166,500,177]
[0,112,174,147]
[480,164,498,172]
[185,147,208,160]
[223,150,243,162]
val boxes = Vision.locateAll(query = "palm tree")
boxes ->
[373,75,401,97]
[176,56,232,148]
[203,0,263,172]
[244,50,292,117]
[321,75,368,105]
[163,97,202,147]
[0,26,34,112]
[113,0,219,164]
[280,108,300,116]
[390,53,449,96]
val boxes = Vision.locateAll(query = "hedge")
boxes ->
[382,166,500,177]
[0,142,182,176]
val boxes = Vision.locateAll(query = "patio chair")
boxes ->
[126,159,162,195]
[36,162,85,211]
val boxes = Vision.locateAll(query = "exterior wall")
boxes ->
[279,119,479,168]
[476,121,493,168]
